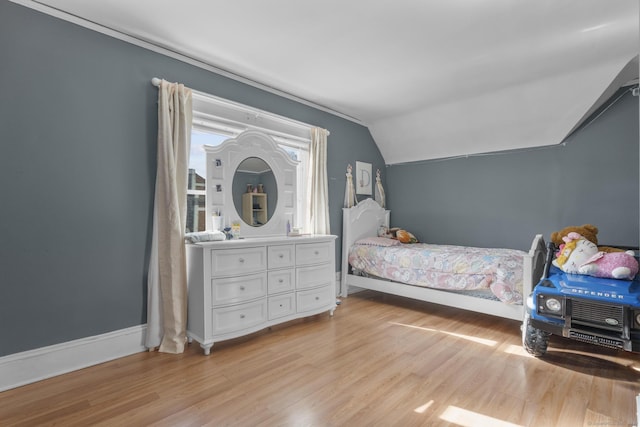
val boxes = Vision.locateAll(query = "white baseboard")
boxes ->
[347,286,365,295]
[0,324,147,392]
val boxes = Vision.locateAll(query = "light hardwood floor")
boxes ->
[2,290,639,427]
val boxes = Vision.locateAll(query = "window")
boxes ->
[186,91,313,233]
[186,131,226,232]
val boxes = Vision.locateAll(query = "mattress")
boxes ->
[348,241,527,304]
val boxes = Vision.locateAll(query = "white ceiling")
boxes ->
[21,0,639,164]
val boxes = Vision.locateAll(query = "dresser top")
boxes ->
[190,234,337,248]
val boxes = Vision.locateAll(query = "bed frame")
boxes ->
[340,198,547,321]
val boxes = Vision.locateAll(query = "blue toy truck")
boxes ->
[523,242,640,356]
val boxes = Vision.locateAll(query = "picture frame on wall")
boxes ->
[356,161,372,195]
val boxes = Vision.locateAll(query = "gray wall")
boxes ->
[0,2,384,356]
[386,89,639,251]
[3,1,634,358]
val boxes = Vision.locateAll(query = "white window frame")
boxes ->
[191,91,321,231]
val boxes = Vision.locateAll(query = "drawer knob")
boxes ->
[239,286,245,291]
[278,279,283,283]
[240,314,245,319]
[239,258,245,263]
[279,254,284,259]
[314,251,319,255]
[315,296,320,300]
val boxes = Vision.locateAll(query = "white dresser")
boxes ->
[186,234,337,354]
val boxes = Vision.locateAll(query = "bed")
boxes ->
[340,198,547,321]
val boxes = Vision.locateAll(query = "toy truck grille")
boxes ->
[567,331,624,349]
[570,299,624,332]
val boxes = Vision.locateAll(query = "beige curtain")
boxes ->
[307,127,330,234]
[344,164,357,208]
[145,80,193,353]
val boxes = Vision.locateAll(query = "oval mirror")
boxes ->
[232,157,278,227]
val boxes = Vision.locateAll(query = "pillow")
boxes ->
[185,230,226,243]
[354,236,401,247]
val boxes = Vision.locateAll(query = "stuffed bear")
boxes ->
[553,232,638,280]
[550,224,624,253]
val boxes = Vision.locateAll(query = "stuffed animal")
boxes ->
[385,227,418,243]
[377,225,392,238]
[553,232,638,280]
[550,224,625,253]
[395,229,418,244]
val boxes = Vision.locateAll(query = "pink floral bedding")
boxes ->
[348,242,526,304]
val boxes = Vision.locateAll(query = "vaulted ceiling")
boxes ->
[19,0,639,164]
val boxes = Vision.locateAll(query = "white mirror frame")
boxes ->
[204,130,299,238]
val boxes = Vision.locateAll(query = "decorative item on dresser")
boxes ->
[187,235,337,354]
[204,131,296,238]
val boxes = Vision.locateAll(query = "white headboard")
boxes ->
[340,198,390,295]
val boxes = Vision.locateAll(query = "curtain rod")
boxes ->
[151,77,329,135]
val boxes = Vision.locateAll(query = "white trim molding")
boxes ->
[191,90,321,145]
[636,394,639,427]
[0,325,147,392]
[9,0,363,125]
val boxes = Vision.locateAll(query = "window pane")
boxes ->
[190,130,227,184]
[186,193,206,233]
[278,144,300,162]
[187,131,228,232]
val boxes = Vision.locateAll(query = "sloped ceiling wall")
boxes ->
[371,56,638,164]
[14,0,640,164]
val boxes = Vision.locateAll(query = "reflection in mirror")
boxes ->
[232,157,278,227]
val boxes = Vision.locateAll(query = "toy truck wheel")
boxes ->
[522,314,550,357]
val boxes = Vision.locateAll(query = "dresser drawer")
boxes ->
[297,285,333,313]
[268,269,295,294]
[295,242,332,266]
[211,247,266,277]
[296,263,334,290]
[212,300,267,336]
[212,272,267,306]
[268,245,295,269]
[268,293,296,320]
[188,235,336,354]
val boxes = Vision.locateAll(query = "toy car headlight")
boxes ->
[536,294,564,317]
[545,298,562,313]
